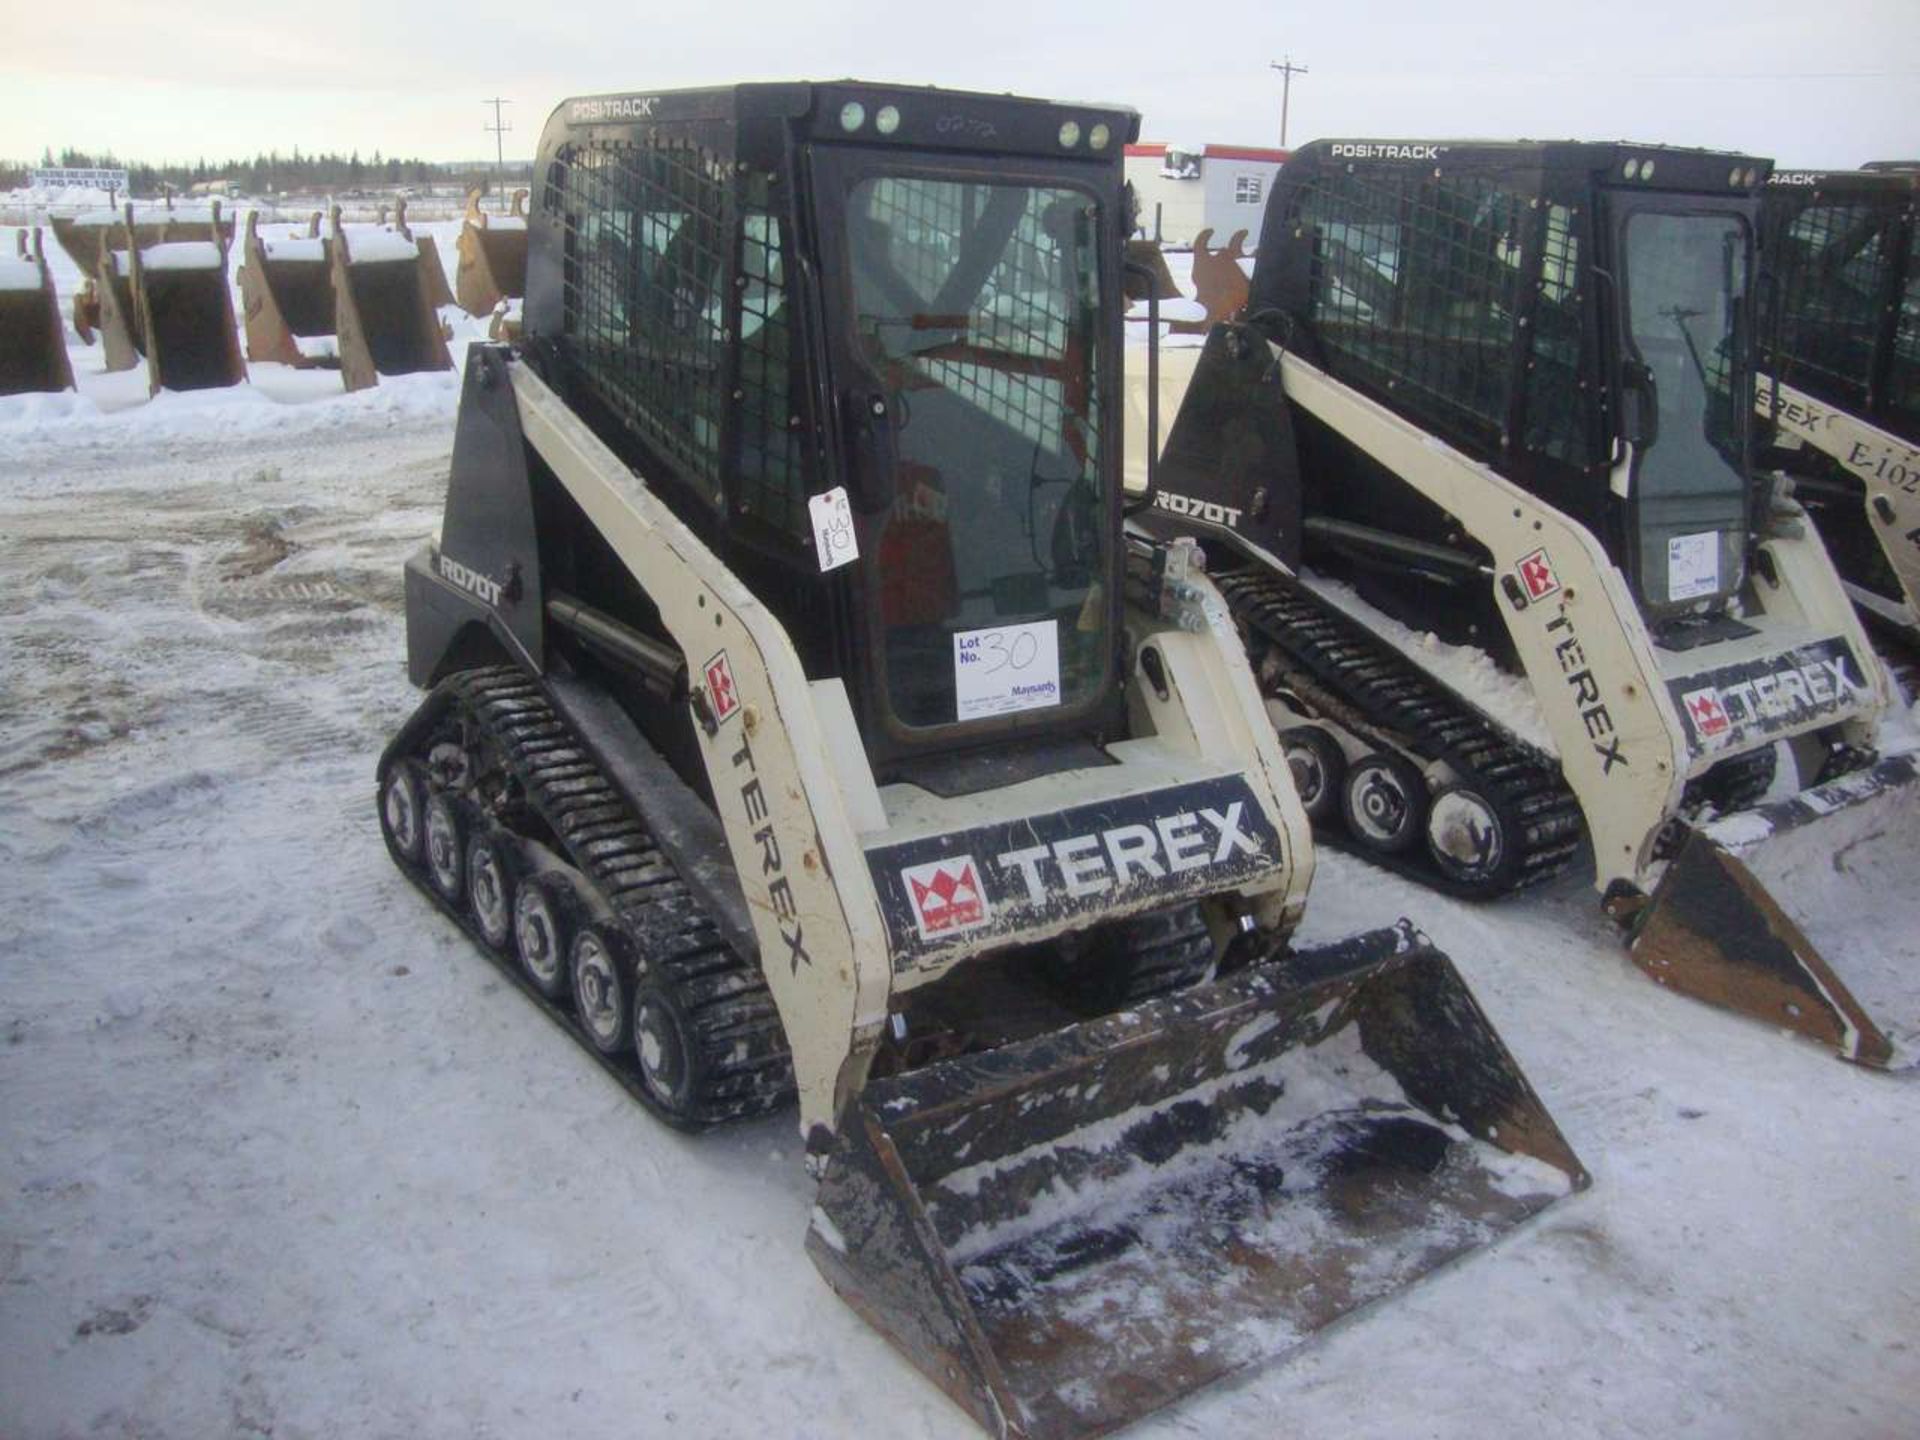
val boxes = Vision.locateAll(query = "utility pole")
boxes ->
[483,97,513,200]
[1269,57,1308,148]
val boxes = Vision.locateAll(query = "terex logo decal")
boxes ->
[1543,612,1627,775]
[1680,688,1731,742]
[727,729,808,974]
[1765,383,1920,494]
[901,857,990,940]
[1667,638,1870,753]
[867,777,1279,970]
[1517,547,1560,601]
[704,651,741,725]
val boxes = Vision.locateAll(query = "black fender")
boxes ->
[405,342,547,686]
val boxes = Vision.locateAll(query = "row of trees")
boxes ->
[1,147,533,195]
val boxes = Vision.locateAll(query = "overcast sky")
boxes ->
[4,0,1915,170]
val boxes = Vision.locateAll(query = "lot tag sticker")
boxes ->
[808,486,859,573]
[954,619,1061,720]
[1668,531,1721,602]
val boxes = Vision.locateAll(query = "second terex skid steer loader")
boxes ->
[1141,139,1920,1068]
[376,85,1585,1439]
[1756,166,1920,662]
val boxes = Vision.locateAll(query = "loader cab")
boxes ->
[524,83,1139,774]
[1595,156,1764,617]
[1247,140,1771,628]
[1755,168,1919,605]
[1758,168,1918,443]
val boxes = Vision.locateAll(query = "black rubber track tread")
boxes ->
[1216,568,1585,898]
[382,664,793,1129]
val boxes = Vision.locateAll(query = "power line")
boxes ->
[483,97,512,194]
[1269,57,1308,148]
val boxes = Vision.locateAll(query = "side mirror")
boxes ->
[1620,359,1660,450]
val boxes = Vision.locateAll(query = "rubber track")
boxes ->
[1216,568,1584,897]
[388,665,793,1128]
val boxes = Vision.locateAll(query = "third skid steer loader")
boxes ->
[1141,139,1920,1068]
[1756,166,1920,666]
[376,84,1584,1439]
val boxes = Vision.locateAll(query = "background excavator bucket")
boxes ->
[809,924,1586,1440]
[0,228,76,395]
[94,221,145,373]
[95,204,246,394]
[1171,227,1252,335]
[330,208,452,393]
[50,207,233,281]
[455,187,529,317]
[398,198,457,310]
[1631,752,1920,1068]
[237,212,338,368]
[1122,236,1182,305]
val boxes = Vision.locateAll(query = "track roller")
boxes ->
[1341,752,1426,855]
[465,829,521,950]
[1425,784,1517,893]
[1278,724,1346,825]
[571,924,635,1056]
[379,759,428,865]
[423,792,468,901]
[512,873,580,1000]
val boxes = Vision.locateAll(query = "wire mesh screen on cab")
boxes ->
[1294,166,1602,471]
[1766,196,1903,417]
[547,140,810,538]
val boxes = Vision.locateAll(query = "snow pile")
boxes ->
[139,241,224,271]
[0,365,459,443]
[0,185,117,211]
[261,236,326,263]
[341,229,420,264]
[1301,572,1557,755]
[0,252,44,291]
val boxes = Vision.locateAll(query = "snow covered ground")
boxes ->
[1,246,1917,1439]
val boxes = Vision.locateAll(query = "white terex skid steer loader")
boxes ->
[1139,139,1920,1068]
[1756,167,1920,661]
[376,85,1585,1439]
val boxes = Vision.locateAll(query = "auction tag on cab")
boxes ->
[954,619,1061,720]
[808,486,859,573]
[1668,531,1720,602]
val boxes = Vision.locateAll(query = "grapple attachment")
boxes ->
[1631,752,1920,1068]
[809,924,1585,1439]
